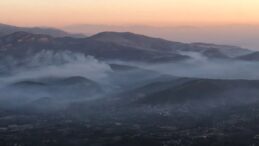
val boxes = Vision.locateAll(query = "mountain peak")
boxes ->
[89,31,181,52]
[90,31,147,39]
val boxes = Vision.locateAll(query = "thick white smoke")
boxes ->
[0,50,113,85]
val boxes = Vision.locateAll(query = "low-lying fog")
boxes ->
[109,51,259,80]
[1,50,259,85]
[0,50,259,112]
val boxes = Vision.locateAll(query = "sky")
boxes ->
[1,0,259,49]
[1,0,259,27]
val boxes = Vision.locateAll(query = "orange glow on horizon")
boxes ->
[0,0,259,27]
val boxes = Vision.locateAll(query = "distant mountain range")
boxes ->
[0,23,85,37]
[0,31,255,63]
[63,24,259,49]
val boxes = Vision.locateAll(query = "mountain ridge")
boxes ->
[0,30,256,63]
[0,23,85,38]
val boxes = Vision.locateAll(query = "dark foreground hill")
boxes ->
[1,77,259,146]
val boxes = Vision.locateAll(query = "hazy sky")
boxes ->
[1,0,259,27]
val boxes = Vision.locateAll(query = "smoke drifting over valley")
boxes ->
[109,51,259,80]
[0,31,259,146]
[0,31,258,109]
